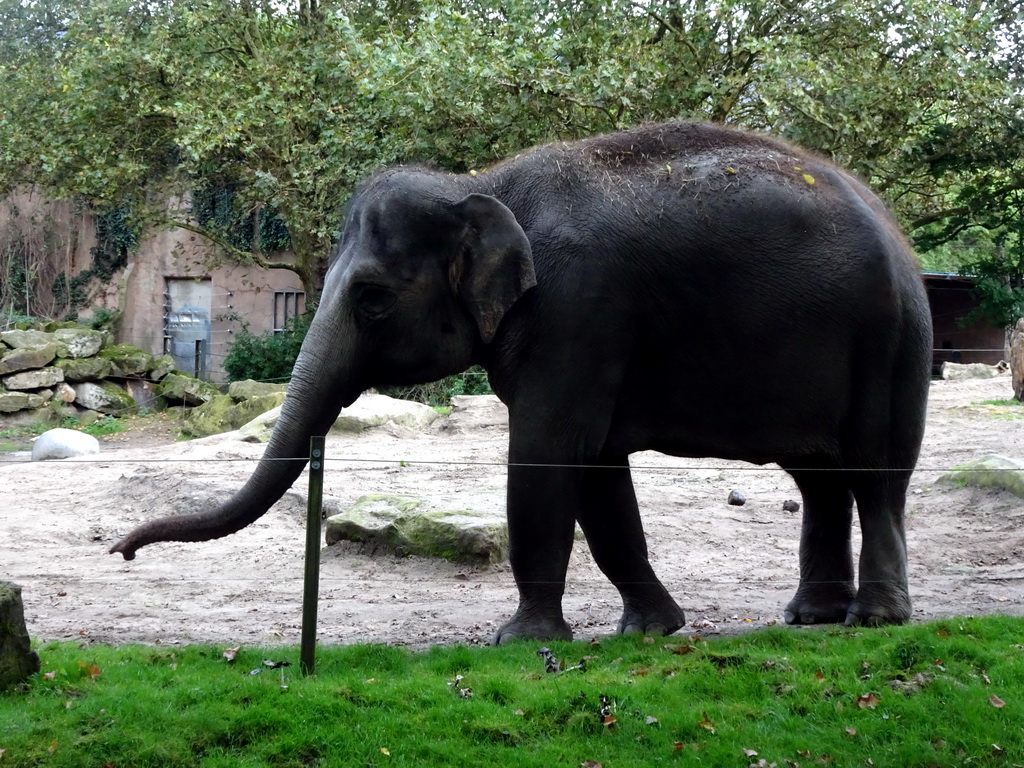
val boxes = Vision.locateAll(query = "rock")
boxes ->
[727,490,746,506]
[0,329,54,349]
[53,328,104,358]
[443,394,509,432]
[1011,318,1024,401]
[940,361,1007,381]
[782,499,801,513]
[31,428,101,461]
[147,354,176,381]
[330,393,441,434]
[123,379,164,411]
[325,494,509,564]
[55,382,76,403]
[227,379,289,401]
[0,390,46,413]
[53,356,114,382]
[184,391,287,437]
[99,344,154,377]
[939,455,1024,498]
[234,406,282,443]
[155,372,220,406]
[2,366,65,390]
[70,380,138,416]
[0,581,41,690]
[0,343,58,375]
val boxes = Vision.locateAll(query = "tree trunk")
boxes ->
[1010,318,1024,402]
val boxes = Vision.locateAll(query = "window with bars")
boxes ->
[273,290,306,332]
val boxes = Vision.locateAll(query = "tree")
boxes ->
[1,0,1021,304]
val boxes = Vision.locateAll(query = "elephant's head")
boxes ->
[110,170,536,559]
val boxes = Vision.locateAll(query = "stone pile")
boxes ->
[0,324,218,426]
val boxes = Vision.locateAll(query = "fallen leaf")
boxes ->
[802,173,815,185]
[48,741,58,754]
[645,715,659,726]
[262,659,291,669]
[981,672,992,685]
[815,671,826,681]
[798,750,812,758]
[223,646,241,662]
[698,712,716,733]
[846,728,857,737]
[76,662,101,680]
[43,671,57,680]
[857,693,880,709]
[65,701,73,709]
[990,695,1005,708]
[601,715,617,728]
[581,761,602,768]
[673,742,686,752]
[744,748,759,757]
[380,747,390,756]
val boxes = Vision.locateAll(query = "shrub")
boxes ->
[223,313,312,383]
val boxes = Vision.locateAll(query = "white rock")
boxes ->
[31,428,100,461]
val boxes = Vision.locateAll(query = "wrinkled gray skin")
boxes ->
[112,122,932,644]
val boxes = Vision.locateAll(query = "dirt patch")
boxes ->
[3,377,1023,649]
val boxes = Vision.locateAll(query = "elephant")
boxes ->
[111,121,933,644]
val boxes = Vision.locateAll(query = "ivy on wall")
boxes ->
[191,182,291,255]
[50,207,139,315]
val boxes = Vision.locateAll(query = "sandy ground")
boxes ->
[2,376,1023,650]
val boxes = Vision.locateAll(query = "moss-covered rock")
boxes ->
[325,494,509,565]
[156,372,220,406]
[0,329,54,349]
[99,344,154,377]
[184,391,288,437]
[69,380,138,416]
[940,455,1024,498]
[54,356,115,382]
[0,391,46,413]
[147,354,176,381]
[53,328,104,359]
[0,343,58,375]
[227,379,289,401]
[0,582,40,690]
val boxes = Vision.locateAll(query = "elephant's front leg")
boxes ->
[491,460,579,645]
[578,456,684,636]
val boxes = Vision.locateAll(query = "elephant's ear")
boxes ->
[451,193,536,344]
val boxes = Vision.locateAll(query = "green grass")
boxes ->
[3,617,1023,767]
[980,399,1023,407]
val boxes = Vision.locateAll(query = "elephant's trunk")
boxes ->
[110,287,361,560]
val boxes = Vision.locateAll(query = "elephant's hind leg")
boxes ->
[846,471,912,626]
[782,463,857,625]
[578,455,685,637]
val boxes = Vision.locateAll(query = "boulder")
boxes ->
[1011,318,1024,401]
[940,361,1007,380]
[0,582,41,690]
[53,327,104,358]
[31,428,101,461]
[325,494,509,564]
[53,356,114,382]
[155,372,219,406]
[2,366,64,390]
[0,390,46,413]
[124,379,164,411]
[183,391,288,437]
[71,380,138,416]
[99,344,153,377]
[55,382,76,403]
[147,354,176,381]
[227,379,288,401]
[0,343,58,375]
[940,455,1024,498]
[0,329,54,349]
[330,393,441,433]
[443,394,509,432]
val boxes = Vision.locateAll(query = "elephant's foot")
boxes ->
[843,584,911,627]
[491,611,573,646]
[784,582,856,625]
[617,598,685,637]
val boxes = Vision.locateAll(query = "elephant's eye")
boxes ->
[353,284,397,322]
